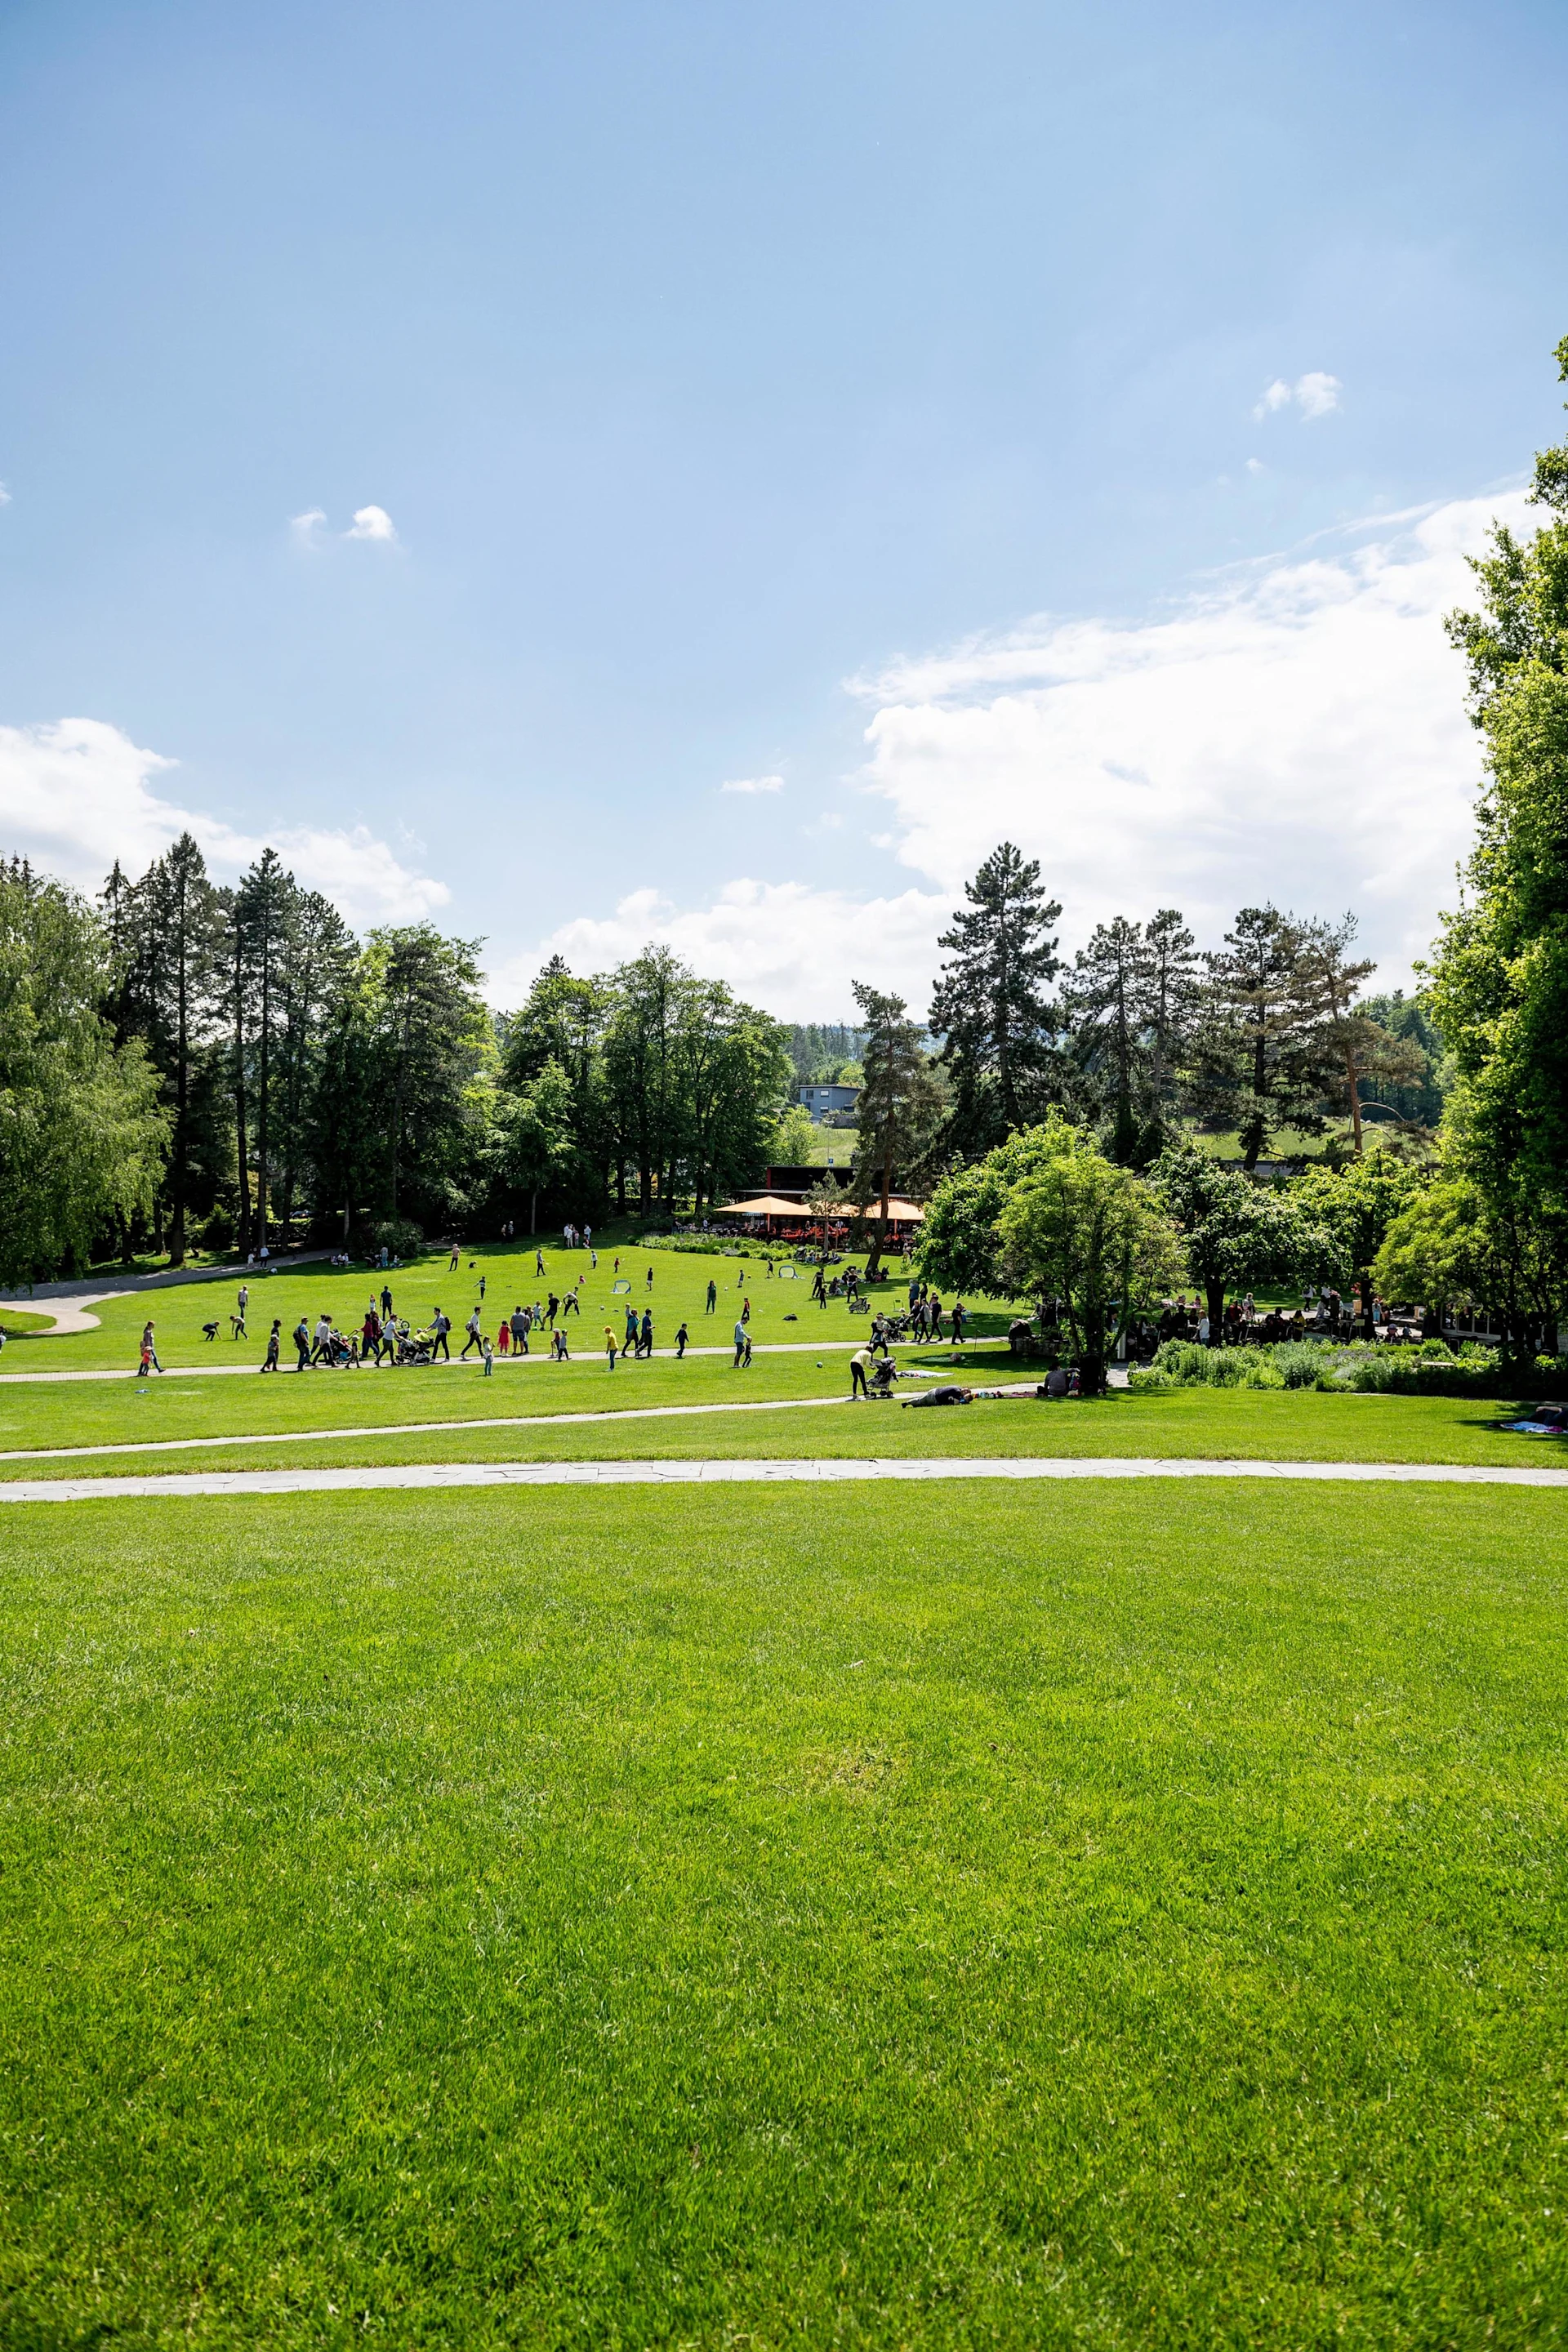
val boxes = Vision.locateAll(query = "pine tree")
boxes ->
[928,842,1063,1155]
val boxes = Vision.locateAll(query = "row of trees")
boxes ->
[900,333,1568,1369]
[0,841,788,1284]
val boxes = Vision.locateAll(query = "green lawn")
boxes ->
[0,1241,945,1374]
[0,1348,1558,1480]
[2,1482,1565,2346]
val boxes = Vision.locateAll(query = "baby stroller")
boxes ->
[396,1329,436,1366]
[866,1356,901,1401]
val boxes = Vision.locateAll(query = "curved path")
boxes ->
[2,1455,1565,1503]
[0,1337,1013,1383]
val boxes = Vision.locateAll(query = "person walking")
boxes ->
[951,1299,967,1344]
[536,1248,546,1277]
[448,1242,461,1273]
[733,1317,748,1369]
[431,1308,451,1361]
[551,1325,569,1360]
[741,1294,751,1325]
[380,1282,394,1321]
[510,1305,528,1356]
[706,1278,718,1315]
[497,1318,510,1356]
[646,1263,654,1288]
[235,1283,249,1335]
[624,1303,639,1355]
[478,1272,487,1303]
[292,1315,311,1371]
[850,1344,871,1399]
[137,1320,165,1374]
[261,1317,281,1371]
[461,1306,484,1359]
[675,1319,688,1359]
[639,1307,653,1359]
[310,1314,335,1365]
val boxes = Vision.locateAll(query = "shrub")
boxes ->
[363,1218,424,1263]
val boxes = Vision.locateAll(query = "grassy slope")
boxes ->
[2,1483,1565,2346]
[0,1241,953,1373]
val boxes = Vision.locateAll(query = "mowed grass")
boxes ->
[2,1483,1566,2346]
[0,1350,1559,1477]
[0,1241,942,1374]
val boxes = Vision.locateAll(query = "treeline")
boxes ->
[0,843,787,1284]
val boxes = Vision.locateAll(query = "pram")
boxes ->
[395,1330,437,1366]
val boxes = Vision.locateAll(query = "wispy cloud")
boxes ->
[0,483,11,507]
[719,773,785,795]
[1254,371,1343,422]
[0,718,448,925]
[290,506,327,544]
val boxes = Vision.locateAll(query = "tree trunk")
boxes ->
[531,1189,537,1235]
[1205,1277,1225,1343]
[1345,1047,1364,1154]
[171,917,189,1267]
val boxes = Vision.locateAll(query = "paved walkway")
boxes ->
[2,1456,1564,1503]
[0,1250,335,1334]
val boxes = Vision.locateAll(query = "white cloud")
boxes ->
[0,718,449,926]
[488,880,947,1018]
[1254,371,1343,422]
[346,504,397,541]
[0,482,11,506]
[290,506,327,543]
[487,492,1525,1014]
[849,492,1528,987]
[291,505,399,546]
[1245,457,1266,476]
[719,773,785,795]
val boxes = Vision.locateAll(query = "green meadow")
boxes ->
[2,1241,1566,2345]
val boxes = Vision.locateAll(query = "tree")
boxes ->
[368,925,492,1232]
[1152,1143,1319,1339]
[1292,1152,1423,1339]
[850,982,944,1276]
[1427,332,1568,1258]
[492,1058,577,1232]
[0,862,169,1285]
[1292,915,1425,1155]
[1192,905,1339,1170]
[234,849,294,1243]
[1142,908,1203,1154]
[915,1122,1087,1298]
[1373,1174,1566,1356]
[768,1102,818,1165]
[996,1117,1182,1392]
[1066,915,1149,1164]
[928,842,1063,1155]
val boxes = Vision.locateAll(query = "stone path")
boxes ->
[2,1456,1564,1503]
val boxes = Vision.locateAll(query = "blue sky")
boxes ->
[1,0,1564,1012]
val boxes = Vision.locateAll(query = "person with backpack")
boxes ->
[461,1306,485,1359]
[293,1316,311,1371]
[430,1308,451,1361]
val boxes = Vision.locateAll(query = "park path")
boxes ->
[0,1250,336,1334]
[1,1456,1565,1503]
